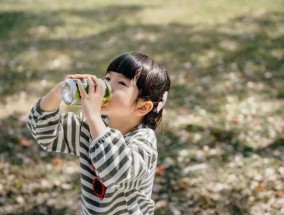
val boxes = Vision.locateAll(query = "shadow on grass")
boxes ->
[0,4,145,97]
[0,5,143,38]
[0,113,80,214]
[18,207,73,215]
[0,113,63,165]
[256,137,284,160]
[155,123,283,214]
[0,11,28,38]
[184,123,284,161]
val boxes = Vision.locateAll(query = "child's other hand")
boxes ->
[39,81,65,112]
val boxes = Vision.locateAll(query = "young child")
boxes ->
[27,52,170,215]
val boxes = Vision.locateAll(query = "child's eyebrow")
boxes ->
[106,71,129,80]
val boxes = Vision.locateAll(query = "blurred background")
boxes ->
[0,0,284,214]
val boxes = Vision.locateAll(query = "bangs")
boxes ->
[106,54,142,80]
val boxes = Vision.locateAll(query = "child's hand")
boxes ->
[77,75,106,120]
[77,75,108,139]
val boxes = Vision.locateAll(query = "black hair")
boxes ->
[106,52,170,130]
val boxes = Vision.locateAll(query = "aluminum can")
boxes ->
[61,78,111,105]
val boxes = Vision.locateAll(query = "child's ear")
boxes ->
[135,100,154,116]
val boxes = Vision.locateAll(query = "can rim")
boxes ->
[61,79,77,105]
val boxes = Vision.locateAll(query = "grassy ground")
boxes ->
[0,0,284,214]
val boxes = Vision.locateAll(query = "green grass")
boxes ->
[0,0,284,214]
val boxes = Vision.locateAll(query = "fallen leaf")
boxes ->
[274,191,284,198]
[156,165,166,175]
[19,138,32,147]
[53,158,63,166]
[178,182,188,190]
[187,75,194,82]
[230,117,239,125]
[256,183,265,192]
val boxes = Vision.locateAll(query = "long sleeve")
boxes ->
[88,126,157,190]
[27,99,82,156]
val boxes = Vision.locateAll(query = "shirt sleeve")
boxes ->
[26,99,82,156]
[88,127,157,189]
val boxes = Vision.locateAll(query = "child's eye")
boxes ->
[119,81,127,86]
[105,77,110,82]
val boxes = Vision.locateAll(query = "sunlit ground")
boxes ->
[0,0,284,214]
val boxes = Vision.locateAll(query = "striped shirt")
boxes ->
[27,100,158,215]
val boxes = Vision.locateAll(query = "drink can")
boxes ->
[61,78,111,105]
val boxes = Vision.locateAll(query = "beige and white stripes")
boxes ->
[27,100,157,215]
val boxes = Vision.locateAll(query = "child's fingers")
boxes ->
[66,74,88,79]
[93,77,105,96]
[87,76,96,95]
[77,80,88,99]
[65,74,74,79]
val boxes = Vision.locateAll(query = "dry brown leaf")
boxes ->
[156,165,166,175]
[53,158,63,166]
[19,138,32,147]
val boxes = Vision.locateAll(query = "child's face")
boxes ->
[101,71,139,118]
